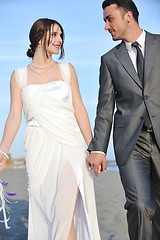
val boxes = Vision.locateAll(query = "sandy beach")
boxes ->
[0,169,129,240]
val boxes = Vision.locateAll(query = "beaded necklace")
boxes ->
[29,60,54,74]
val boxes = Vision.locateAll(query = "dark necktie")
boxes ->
[132,41,144,84]
[132,41,152,129]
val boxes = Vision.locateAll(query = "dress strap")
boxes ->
[15,67,27,90]
[58,62,70,85]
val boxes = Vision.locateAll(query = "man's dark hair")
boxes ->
[102,0,139,23]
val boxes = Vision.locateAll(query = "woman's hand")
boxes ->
[0,154,7,173]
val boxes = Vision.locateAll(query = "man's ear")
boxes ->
[125,11,134,23]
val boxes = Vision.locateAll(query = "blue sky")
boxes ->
[0,0,160,159]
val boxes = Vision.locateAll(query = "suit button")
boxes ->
[140,117,144,120]
[144,95,148,99]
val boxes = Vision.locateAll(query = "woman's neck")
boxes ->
[32,49,52,67]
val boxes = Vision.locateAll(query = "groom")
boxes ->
[87,0,160,239]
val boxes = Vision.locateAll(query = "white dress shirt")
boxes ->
[124,30,146,71]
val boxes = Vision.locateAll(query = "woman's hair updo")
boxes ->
[26,18,65,59]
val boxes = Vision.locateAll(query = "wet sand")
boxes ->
[93,172,129,240]
[0,169,129,240]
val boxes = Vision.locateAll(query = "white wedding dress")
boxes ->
[15,62,101,240]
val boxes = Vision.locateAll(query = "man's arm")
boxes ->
[87,56,115,175]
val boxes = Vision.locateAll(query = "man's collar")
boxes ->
[136,30,146,48]
[124,30,146,51]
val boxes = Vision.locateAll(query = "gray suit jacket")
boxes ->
[88,31,160,166]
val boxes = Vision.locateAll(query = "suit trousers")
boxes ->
[118,127,160,240]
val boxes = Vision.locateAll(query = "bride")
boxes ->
[0,18,101,240]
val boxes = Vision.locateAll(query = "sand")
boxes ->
[0,169,129,240]
[93,172,129,240]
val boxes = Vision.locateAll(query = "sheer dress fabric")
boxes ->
[15,63,101,240]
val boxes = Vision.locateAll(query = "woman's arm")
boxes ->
[69,63,92,146]
[0,71,23,171]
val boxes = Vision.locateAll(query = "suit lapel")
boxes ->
[143,31,157,87]
[115,41,143,89]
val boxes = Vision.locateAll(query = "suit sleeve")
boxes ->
[88,56,115,154]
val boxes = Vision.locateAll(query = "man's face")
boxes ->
[103,4,128,41]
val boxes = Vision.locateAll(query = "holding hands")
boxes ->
[87,152,107,177]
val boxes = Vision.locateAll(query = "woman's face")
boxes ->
[45,23,63,56]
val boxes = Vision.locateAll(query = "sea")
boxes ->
[13,159,119,172]
[107,160,118,172]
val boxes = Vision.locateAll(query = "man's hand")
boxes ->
[87,152,107,177]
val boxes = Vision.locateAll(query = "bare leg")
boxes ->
[67,187,79,240]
